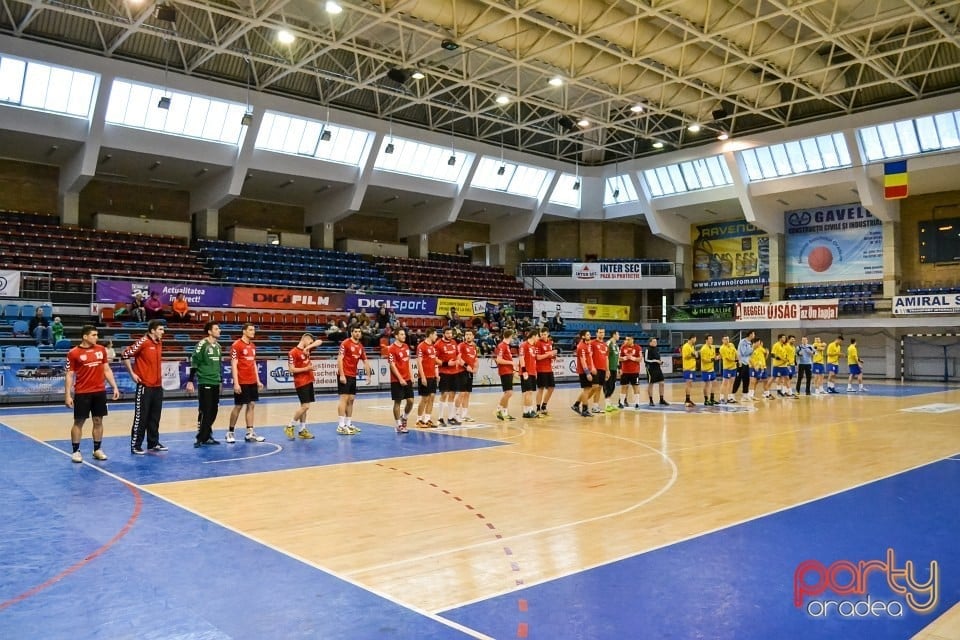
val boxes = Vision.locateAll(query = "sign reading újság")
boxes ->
[735,299,840,321]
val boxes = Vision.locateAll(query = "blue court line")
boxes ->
[0,423,483,639]
[441,457,960,640]
[45,422,507,484]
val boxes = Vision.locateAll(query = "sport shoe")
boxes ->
[396,425,409,433]
[448,418,461,426]
[533,411,545,418]
[71,450,83,463]
[336,425,356,435]
[684,401,695,408]
[92,449,107,460]
[462,416,476,422]
[244,432,265,442]
[298,428,315,439]
[859,387,868,392]
[131,447,145,455]
[505,414,517,421]
[150,443,168,452]
[604,406,617,412]
[580,409,591,418]
[846,388,855,393]
[571,404,581,415]
[649,400,655,407]
[437,418,447,427]
[659,399,670,406]
[284,425,295,440]
[202,438,220,445]
[225,431,236,444]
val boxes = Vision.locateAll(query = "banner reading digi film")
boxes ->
[231,287,344,311]
[784,204,884,284]
[691,221,769,289]
[0,270,21,297]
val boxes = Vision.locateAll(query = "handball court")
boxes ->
[1,382,959,639]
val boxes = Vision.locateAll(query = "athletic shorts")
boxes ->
[722,368,738,379]
[234,383,259,405]
[827,363,840,374]
[391,381,414,402]
[812,363,825,375]
[458,371,474,394]
[683,371,697,381]
[772,366,790,378]
[789,366,797,377]
[439,372,460,394]
[418,378,438,396]
[647,368,664,384]
[620,372,640,386]
[849,364,862,375]
[520,375,537,393]
[752,369,768,379]
[73,391,108,421]
[578,373,593,389]
[536,371,555,388]
[337,376,358,396]
[701,371,716,382]
[295,383,315,405]
[594,369,607,386]
[500,374,515,392]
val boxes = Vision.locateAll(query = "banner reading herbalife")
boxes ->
[784,204,884,284]
[691,221,769,289]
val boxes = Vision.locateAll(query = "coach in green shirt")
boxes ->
[185,321,223,447]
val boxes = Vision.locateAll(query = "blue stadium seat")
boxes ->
[12,320,28,336]
[4,346,21,363]
[20,304,36,319]
[22,346,41,363]
[54,339,72,350]
[3,304,19,320]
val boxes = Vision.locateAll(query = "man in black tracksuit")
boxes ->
[122,319,167,454]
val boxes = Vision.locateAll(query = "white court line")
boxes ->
[201,442,283,464]
[2,423,492,640]
[348,430,679,578]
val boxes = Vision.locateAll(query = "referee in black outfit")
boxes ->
[731,330,755,399]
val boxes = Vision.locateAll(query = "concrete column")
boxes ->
[883,333,898,379]
[882,220,901,298]
[311,223,334,250]
[407,233,428,259]
[194,208,219,239]
[490,243,507,266]
[675,244,690,292]
[58,192,80,226]
[768,233,785,301]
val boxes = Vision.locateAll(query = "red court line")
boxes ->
[0,480,143,612]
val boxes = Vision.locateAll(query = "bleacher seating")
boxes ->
[0,211,207,298]
[376,256,534,313]
[785,281,881,314]
[195,239,394,292]
[688,289,763,305]
[905,285,960,295]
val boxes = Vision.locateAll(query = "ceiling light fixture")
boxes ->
[630,104,644,113]
[577,118,590,127]
[447,155,456,166]
[325,1,343,14]
[277,29,296,45]
[157,96,171,110]
[496,94,510,105]
[652,141,664,149]
[385,114,395,153]
[497,165,506,176]
[411,70,425,80]
[158,37,172,110]
[441,39,460,51]
[240,56,253,127]
[717,132,729,141]
[687,123,702,133]
[573,156,580,190]
[319,105,332,141]
[548,76,563,87]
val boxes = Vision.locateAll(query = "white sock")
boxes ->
[338,416,345,427]
[299,421,307,432]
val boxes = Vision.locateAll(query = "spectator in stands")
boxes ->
[52,316,64,344]
[144,291,164,320]
[131,292,147,322]
[539,311,550,328]
[376,303,391,331]
[29,307,51,345]
[550,311,565,332]
[171,292,191,323]
[347,310,359,326]
[104,339,116,362]
[446,307,461,329]
[388,307,399,328]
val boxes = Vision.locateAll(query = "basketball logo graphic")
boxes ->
[807,245,833,273]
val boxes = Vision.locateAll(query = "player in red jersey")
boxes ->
[65,325,120,463]
[454,328,479,423]
[519,330,540,418]
[228,323,265,443]
[388,327,414,433]
[588,328,608,413]
[571,330,595,417]
[338,325,372,435]
[415,328,440,427]
[494,329,517,421]
[436,327,463,426]
[122,319,167,455]
[534,327,557,415]
[618,336,642,408]
[285,332,324,440]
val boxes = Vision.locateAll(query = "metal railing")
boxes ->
[517,260,677,279]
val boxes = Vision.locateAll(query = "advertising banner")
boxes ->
[734,299,840,322]
[231,287,344,311]
[533,301,632,321]
[784,204,884,284]
[0,270,21,297]
[691,221,769,289]
[572,262,648,282]
[893,294,960,315]
[345,293,436,315]
[265,357,383,391]
[437,297,488,318]
[96,280,235,307]
[0,361,183,397]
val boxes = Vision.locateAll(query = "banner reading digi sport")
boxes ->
[691,221,769,289]
[785,204,884,284]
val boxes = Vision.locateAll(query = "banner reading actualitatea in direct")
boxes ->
[691,221,769,289]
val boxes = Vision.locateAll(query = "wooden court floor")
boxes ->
[2,381,959,638]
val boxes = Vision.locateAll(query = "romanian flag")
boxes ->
[884,160,908,199]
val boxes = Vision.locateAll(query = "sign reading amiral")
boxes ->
[893,294,960,315]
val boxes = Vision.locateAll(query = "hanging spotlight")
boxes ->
[320,128,332,142]
[652,141,664,149]
[385,142,395,154]
[441,39,460,51]
[577,118,590,127]
[572,180,581,191]
[630,104,644,113]
[612,188,621,199]
[157,96,171,110]
[687,123,702,133]
[548,76,564,87]
[495,94,510,105]
[497,165,506,176]
[717,132,729,141]
[411,70,425,80]
[240,111,253,127]
[447,155,456,166]
[325,1,343,14]
[277,29,296,44]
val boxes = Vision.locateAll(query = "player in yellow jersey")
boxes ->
[811,336,825,394]
[681,335,698,407]
[770,334,789,398]
[783,335,798,398]
[749,337,771,399]
[825,335,843,393]
[699,335,719,406]
[718,336,739,403]
[846,337,867,392]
